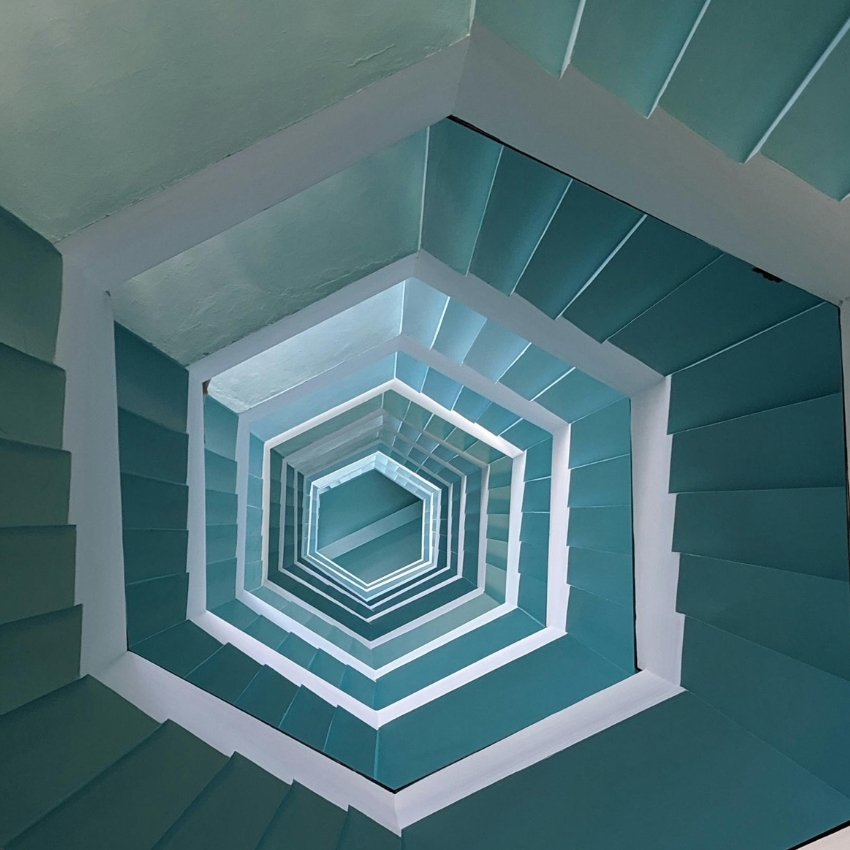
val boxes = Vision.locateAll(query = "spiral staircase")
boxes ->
[2,3,850,849]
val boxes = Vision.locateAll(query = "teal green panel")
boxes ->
[118,409,188,485]
[280,688,335,750]
[489,484,513,514]
[206,489,237,525]
[206,557,237,608]
[244,616,288,650]
[0,440,70,528]
[132,621,221,677]
[278,633,318,667]
[206,524,237,563]
[563,217,720,343]
[115,132,427,365]
[567,587,634,673]
[213,599,260,630]
[520,511,549,543]
[522,478,550,512]
[568,506,633,555]
[186,644,261,703]
[375,637,627,788]
[0,677,157,845]
[247,474,263,507]
[421,369,463,408]
[120,473,187,531]
[395,352,428,392]
[668,303,842,432]
[0,606,81,716]
[235,666,298,728]
[499,344,570,399]
[463,321,529,380]
[477,403,520,435]
[244,560,263,591]
[516,181,643,318]
[340,668,378,707]
[309,650,348,688]
[0,526,76,626]
[683,618,850,799]
[485,565,507,602]
[517,573,547,623]
[337,809,401,850]
[422,120,502,274]
[0,208,62,362]
[474,0,580,76]
[673,487,849,579]
[501,419,550,450]
[524,439,554,480]
[324,709,377,777]
[568,547,634,608]
[670,394,846,492]
[125,574,188,645]
[154,753,288,850]
[678,554,850,679]
[610,256,821,374]
[204,396,238,460]
[401,282,448,349]
[0,343,65,449]
[762,30,850,199]
[124,529,187,583]
[659,0,850,161]
[114,324,188,433]
[469,148,569,294]
[205,450,237,493]
[431,299,488,363]
[569,398,630,467]
[572,0,708,115]
[249,436,263,477]
[453,386,491,420]
[536,370,622,422]
[568,455,631,507]
[8,721,225,850]
[255,783,346,850]
[401,691,850,850]
[518,541,548,580]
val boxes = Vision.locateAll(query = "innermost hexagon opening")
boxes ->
[305,452,441,600]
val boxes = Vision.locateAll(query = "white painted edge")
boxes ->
[630,377,685,684]
[56,41,468,291]
[801,825,850,849]
[547,425,571,627]
[58,264,128,674]
[185,373,207,618]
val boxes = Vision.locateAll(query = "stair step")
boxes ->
[567,587,635,673]
[670,394,846,492]
[463,322,528,383]
[205,450,237,494]
[668,303,841,432]
[516,180,643,319]
[431,300,488,364]
[205,558,237,609]
[132,621,221,677]
[682,618,850,800]
[563,216,720,343]
[569,398,631,467]
[567,547,634,608]
[336,808,400,850]
[0,525,75,625]
[517,572,547,623]
[279,687,336,750]
[203,397,238,461]
[206,524,237,564]
[535,370,623,423]
[186,644,261,703]
[324,708,377,777]
[235,666,299,727]
[521,478,550,512]
[212,599,260,630]
[123,529,188,584]
[114,324,188,434]
[0,342,65,448]
[0,606,81,715]
[120,472,188,532]
[152,753,288,850]
[205,489,238,525]
[255,782,346,850]
[567,506,632,555]
[469,146,569,294]
[421,118,501,274]
[673,487,849,580]
[568,455,631,507]
[309,650,348,687]
[125,574,189,646]
[242,615,288,650]
[117,408,188,485]
[0,438,70,527]
[609,255,819,375]
[8,721,226,850]
[0,676,158,844]
[677,554,850,680]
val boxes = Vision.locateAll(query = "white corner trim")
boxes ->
[393,670,681,828]
[56,40,469,292]
[185,376,207,619]
[630,377,685,685]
